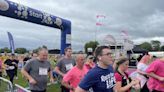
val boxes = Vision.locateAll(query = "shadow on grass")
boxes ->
[13,70,61,92]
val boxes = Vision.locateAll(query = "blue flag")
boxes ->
[7,32,15,54]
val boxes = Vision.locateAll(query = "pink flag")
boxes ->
[96,15,106,18]
[96,22,103,26]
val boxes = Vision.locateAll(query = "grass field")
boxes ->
[1,70,61,92]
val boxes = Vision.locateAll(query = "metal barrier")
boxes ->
[0,77,31,92]
[14,84,31,92]
[0,77,13,92]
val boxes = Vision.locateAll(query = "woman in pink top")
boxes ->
[146,57,164,92]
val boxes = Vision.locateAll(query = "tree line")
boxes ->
[84,40,164,54]
[0,45,47,54]
[0,40,163,54]
[139,40,164,51]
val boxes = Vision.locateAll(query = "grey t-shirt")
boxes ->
[24,59,51,91]
[56,57,75,77]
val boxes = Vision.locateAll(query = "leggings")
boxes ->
[31,89,46,92]
[152,90,162,92]
[6,71,14,83]
[61,85,70,92]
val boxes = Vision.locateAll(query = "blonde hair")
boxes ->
[140,55,152,64]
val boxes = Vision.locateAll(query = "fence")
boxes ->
[0,77,13,92]
[0,77,31,92]
[13,84,31,92]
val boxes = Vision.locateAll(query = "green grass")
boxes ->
[1,70,61,92]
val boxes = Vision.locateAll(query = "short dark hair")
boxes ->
[94,46,109,60]
[11,53,15,56]
[64,47,72,52]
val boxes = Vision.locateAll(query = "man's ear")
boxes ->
[98,56,101,61]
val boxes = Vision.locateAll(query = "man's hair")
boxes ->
[11,53,15,56]
[38,47,48,54]
[31,52,38,56]
[64,47,72,52]
[94,46,109,60]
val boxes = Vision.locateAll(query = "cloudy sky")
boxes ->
[0,0,164,51]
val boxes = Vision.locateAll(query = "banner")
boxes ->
[14,84,31,92]
[0,0,71,55]
[7,32,15,54]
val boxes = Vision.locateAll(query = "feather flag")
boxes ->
[96,22,103,26]
[7,32,15,54]
[96,15,106,18]
[96,14,106,26]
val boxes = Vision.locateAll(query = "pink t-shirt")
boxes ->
[146,59,164,91]
[84,63,95,73]
[63,66,88,92]
[0,59,2,71]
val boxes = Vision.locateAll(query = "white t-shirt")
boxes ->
[137,62,149,88]
[137,62,148,72]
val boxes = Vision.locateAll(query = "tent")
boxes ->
[127,46,148,66]
[127,46,148,54]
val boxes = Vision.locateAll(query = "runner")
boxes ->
[76,46,115,92]
[114,57,140,92]
[146,57,164,92]
[62,54,88,92]
[55,47,75,92]
[21,48,54,92]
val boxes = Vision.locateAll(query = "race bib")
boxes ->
[39,67,48,75]
[65,63,73,71]
[9,66,15,70]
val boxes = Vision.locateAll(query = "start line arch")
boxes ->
[0,0,71,54]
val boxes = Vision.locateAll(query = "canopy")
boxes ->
[127,46,148,54]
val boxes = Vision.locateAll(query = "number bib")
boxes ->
[65,63,73,71]
[39,67,48,75]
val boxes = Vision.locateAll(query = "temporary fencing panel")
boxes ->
[14,84,31,92]
[0,77,13,92]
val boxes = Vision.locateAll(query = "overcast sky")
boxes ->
[0,0,164,51]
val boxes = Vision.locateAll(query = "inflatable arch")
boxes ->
[0,0,71,54]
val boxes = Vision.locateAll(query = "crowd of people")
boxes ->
[0,46,164,92]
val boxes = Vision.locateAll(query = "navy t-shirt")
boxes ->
[79,65,115,92]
